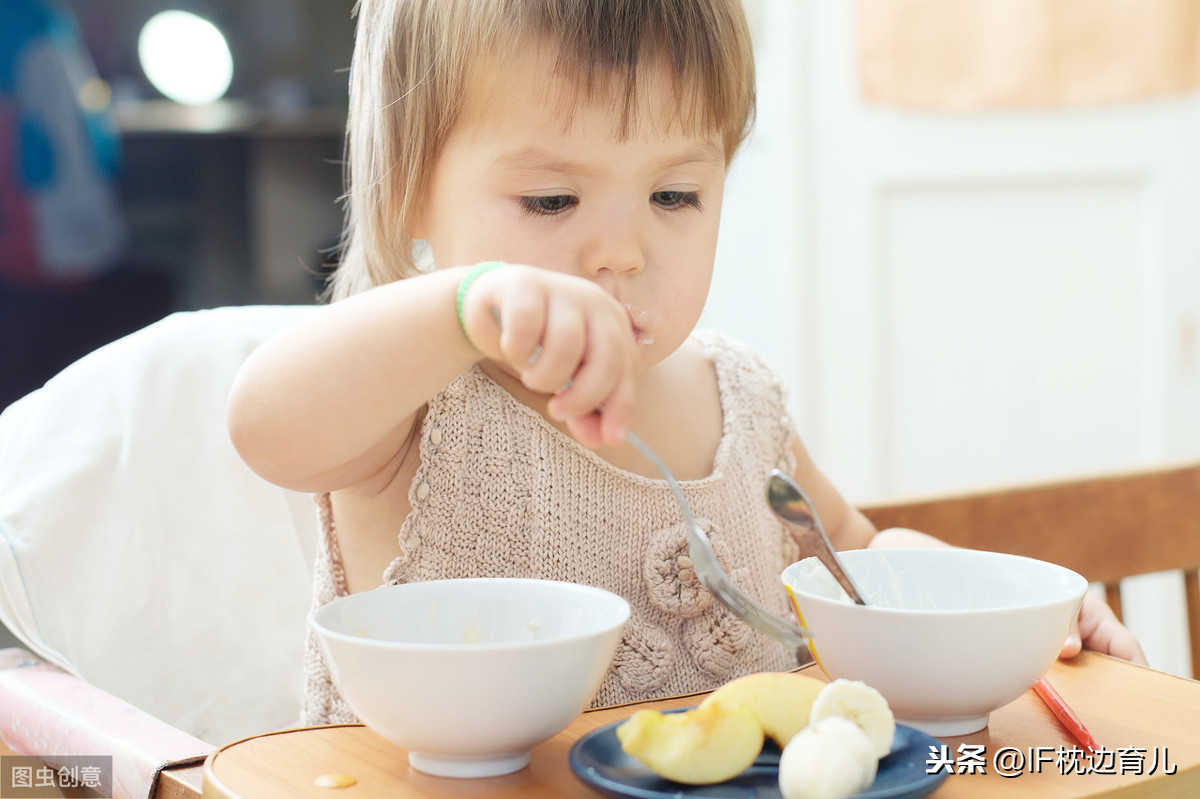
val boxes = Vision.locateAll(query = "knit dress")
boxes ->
[302,330,806,724]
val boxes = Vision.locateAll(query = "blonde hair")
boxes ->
[332,0,755,300]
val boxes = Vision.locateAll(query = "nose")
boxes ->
[578,203,646,278]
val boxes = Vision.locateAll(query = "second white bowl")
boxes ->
[782,548,1087,736]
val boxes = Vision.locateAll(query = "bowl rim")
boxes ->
[309,577,632,651]
[781,547,1089,615]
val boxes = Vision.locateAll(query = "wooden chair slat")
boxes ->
[1104,583,1123,624]
[860,465,1200,582]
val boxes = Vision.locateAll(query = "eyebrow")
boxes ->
[492,141,724,177]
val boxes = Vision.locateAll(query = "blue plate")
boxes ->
[569,710,948,799]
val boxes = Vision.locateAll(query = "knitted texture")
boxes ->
[303,492,353,724]
[302,330,804,724]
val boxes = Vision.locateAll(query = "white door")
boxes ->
[707,0,1200,677]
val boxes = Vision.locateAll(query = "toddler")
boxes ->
[227,0,1144,725]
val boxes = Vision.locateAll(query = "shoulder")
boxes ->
[691,329,795,453]
[692,328,779,366]
[690,329,788,396]
[658,329,794,425]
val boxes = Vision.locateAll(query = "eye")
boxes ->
[651,190,702,211]
[519,194,576,216]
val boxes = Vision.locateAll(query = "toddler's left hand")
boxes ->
[1059,592,1147,664]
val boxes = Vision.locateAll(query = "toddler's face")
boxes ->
[418,42,726,370]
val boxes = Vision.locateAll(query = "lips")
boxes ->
[623,303,655,346]
[631,319,646,345]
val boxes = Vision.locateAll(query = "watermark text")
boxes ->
[2,756,112,798]
[926,743,1178,778]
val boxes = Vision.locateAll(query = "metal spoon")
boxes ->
[626,432,811,649]
[766,470,868,605]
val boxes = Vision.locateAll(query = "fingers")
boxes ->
[520,302,586,395]
[1064,593,1149,665]
[463,265,638,447]
[598,367,635,444]
[546,312,635,426]
[1107,634,1149,666]
[556,367,635,449]
[531,292,636,447]
[493,287,548,368]
[1058,617,1083,660]
[1083,602,1149,666]
[564,411,605,449]
[544,315,635,447]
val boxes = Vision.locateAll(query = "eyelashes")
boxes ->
[518,195,577,216]
[650,190,703,211]
[517,191,703,217]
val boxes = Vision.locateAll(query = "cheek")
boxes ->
[427,196,567,269]
[649,267,712,338]
[427,211,519,269]
[660,241,716,308]
[678,274,714,318]
[423,156,516,266]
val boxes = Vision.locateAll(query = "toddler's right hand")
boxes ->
[458,264,638,448]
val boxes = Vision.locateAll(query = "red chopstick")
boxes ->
[1033,677,1098,753]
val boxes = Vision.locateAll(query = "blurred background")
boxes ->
[0,0,354,411]
[76,0,353,300]
[1,1,1198,677]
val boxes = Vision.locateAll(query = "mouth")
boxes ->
[623,303,655,347]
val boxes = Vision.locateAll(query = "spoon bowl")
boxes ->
[766,470,868,605]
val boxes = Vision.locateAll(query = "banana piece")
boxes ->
[808,678,896,759]
[699,671,826,748]
[778,716,877,799]
[616,701,765,784]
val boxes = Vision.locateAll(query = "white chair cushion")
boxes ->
[0,305,319,745]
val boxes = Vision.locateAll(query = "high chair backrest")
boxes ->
[0,305,320,747]
[860,464,1200,676]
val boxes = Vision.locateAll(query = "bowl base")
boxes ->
[408,750,531,778]
[897,714,989,737]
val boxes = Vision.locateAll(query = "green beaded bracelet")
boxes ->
[455,261,506,348]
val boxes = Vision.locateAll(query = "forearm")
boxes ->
[227,267,480,492]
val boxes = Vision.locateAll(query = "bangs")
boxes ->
[465,0,755,158]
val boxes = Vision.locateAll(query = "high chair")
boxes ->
[0,305,320,797]
[861,465,1200,678]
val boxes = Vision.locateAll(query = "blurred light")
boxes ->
[78,77,112,112]
[138,11,233,105]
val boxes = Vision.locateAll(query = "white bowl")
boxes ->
[781,548,1087,736]
[310,578,629,777]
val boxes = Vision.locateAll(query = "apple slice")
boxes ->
[616,701,764,784]
[700,671,826,748]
